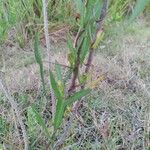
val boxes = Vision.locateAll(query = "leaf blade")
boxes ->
[54,61,63,83]
[34,33,45,93]
[49,71,64,129]
[31,106,50,138]
[64,89,90,107]
[49,71,62,101]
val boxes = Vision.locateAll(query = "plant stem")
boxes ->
[85,0,108,74]
[74,0,109,113]
[68,37,84,94]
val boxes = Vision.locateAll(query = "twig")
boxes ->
[42,0,55,121]
[68,38,84,94]
[0,73,28,150]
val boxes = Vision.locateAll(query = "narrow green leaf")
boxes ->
[31,106,50,138]
[49,71,62,101]
[27,107,37,135]
[49,71,64,129]
[74,0,84,14]
[80,35,90,63]
[67,36,76,59]
[34,33,45,93]
[129,0,150,22]
[94,0,102,19]
[54,61,64,97]
[54,61,63,82]
[67,36,77,68]
[84,0,95,24]
[54,103,64,129]
[64,89,90,107]
[34,33,42,65]
[74,0,85,27]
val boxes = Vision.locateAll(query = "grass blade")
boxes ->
[129,0,150,21]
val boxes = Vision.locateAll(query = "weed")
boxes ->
[0,0,150,149]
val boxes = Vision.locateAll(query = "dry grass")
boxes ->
[0,20,150,149]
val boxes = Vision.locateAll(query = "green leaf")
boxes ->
[80,35,90,63]
[74,0,84,14]
[67,36,76,58]
[84,0,95,24]
[49,71,64,129]
[94,0,102,19]
[27,107,37,135]
[31,106,50,138]
[54,103,64,129]
[64,89,90,107]
[49,71,62,101]
[68,52,75,68]
[74,0,85,27]
[67,36,77,68]
[34,33,42,65]
[92,30,104,49]
[129,0,150,22]
[54,61,63,82]
[54,61,64,97]
[34,33,45,93]
[79,74,88,85]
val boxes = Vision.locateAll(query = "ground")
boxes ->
[0,19,150,149]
